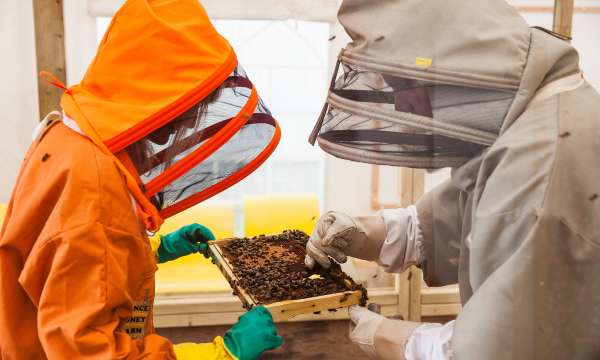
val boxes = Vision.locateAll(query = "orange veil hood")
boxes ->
[60,0,280,231]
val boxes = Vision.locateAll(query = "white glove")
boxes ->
[305,211,386,269]
[349,305,386,359]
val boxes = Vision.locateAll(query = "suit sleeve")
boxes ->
[18,223,232,359]
[149,235,161,255]
[451,188,600,359]
[452,87,600,359]
[415,179,464,286]
[173,339,234,360]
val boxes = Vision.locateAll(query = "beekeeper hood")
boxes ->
[309,0,579,169]
[58,0,280,231]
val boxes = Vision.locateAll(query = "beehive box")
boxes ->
[208,230,367,321]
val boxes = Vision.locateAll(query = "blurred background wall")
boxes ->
[2,0,599,214]
[0,0,39,203]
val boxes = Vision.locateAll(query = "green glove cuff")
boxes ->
[156,224,215,263]
[198,242,210,258]
[224,306,283,360]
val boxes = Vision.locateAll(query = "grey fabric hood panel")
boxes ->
[311,0,581,168]
[338,0,529,88]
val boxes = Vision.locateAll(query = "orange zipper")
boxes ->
[105,51,238,152]
[144,87,259,196]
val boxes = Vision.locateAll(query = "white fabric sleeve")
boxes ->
[31,111,62,141]
[62,111,85,135]
[377,205,424,273]
[404,321,455,360]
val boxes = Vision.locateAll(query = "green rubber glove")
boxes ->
[224,306,283,360]
[156,223,215,263]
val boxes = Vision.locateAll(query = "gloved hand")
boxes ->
[305,211,386,269]
[224,306,283,360]
[156,223,215,263]
[349,305,386,358]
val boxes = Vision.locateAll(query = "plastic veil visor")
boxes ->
[124,65,280,219]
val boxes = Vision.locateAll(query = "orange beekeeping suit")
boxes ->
[0,119,177,358]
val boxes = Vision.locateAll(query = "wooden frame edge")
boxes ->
[208,239,363,321]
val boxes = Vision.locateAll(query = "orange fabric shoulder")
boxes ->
[3,122,141,247]
[0,122,166,358]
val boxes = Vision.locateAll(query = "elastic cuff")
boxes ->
[377,206,423,273]
[219,336,239,360]
[374,319,422,360]
[405,321,455,360]
[173,337,236,359]
[149,235,161,254]
[155,237,170,264]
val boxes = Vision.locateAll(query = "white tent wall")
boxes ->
[63,0,98,86]
[571,13,600,88]
[88,0,339,21]
[0,0,38,203]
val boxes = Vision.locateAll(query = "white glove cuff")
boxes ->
[349,306,385,359]
[377,205,424,273]
[405,321,455,360]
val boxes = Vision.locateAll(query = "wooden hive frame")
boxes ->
[208,238,363,321]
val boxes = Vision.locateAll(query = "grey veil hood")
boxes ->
[310,0,580,168]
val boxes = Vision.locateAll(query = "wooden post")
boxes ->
[553,0,575,38]
[396,270,410,320]
[33,0,67,120]
[396,169,426,321]
[399,169,415,208]
[408,267,423,321]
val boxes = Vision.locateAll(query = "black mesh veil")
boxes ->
[125,65,279,216]
[310,60,516,168]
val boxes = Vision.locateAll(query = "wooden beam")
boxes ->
[553,0,575,38]
[89,0,340,22]
[370,165,404,210]
[399,168,415,207]
[154,288,401,327]
[516,5,600,14]
[421,284,461,305]
[421,303,462,317]
[33,0,67,119]
[412,169,425,203]
[370,165,383,210]
[395,270,410,320]
[408,266,423,321]
[89,0,600,19]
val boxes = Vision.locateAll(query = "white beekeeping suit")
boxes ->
[306,0,600,359]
